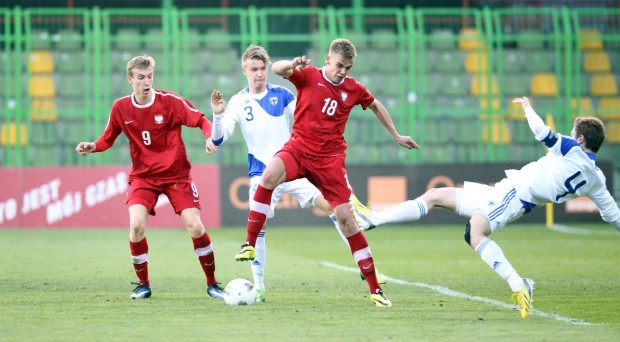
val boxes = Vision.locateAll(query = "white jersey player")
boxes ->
[354,96,620,319]
[210,45,384,302]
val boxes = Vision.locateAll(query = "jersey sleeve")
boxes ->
[94,103,123,152]
[356,81,375,109]
[589,184,620,225]
[285,65,310,89]
[212,94,242,146]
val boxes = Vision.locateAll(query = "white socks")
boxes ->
[251,229,267,291]
[475,237,524,291]
[371,199,428,226]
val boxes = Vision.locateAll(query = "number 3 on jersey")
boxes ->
[322,98,338,116]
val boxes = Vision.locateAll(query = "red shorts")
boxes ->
[275,143,351,209]
[126,178,201,216]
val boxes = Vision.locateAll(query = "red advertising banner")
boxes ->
[0,165,220,228]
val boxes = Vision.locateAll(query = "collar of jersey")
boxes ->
[321,68,345,86]
[131,88,156,108]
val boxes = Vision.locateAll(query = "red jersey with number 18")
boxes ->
[94,89,211,181]
[285,65,374,157]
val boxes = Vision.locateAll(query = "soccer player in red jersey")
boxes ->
[75,55,225,300]
[234,38,420,307]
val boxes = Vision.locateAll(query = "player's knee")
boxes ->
[464,222,471,245]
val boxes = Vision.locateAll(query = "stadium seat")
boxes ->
[464,51,488,73]
[57,73,86,98]
[530,73,558,96]
[29,121,59,144]
[481,118,512,145]
[590,73,618,96]
[523,51,554,72]
[145,28,165,51]
[434,50,463,72]
[458,28,485,51]
[0,122,28,147]
[29,145,62,166]
[580,28,604,50]
[517,29,545,50]
[371,29,397,50]
[56,51,84,72]
[347,30,368,49]
[374,50,402,73]
[598,97,620,119]
[205,29,232,51]
[183,28,202,51]
[55,29,82,51]
[207,50,236,73]
[351,51,372,73]
[29,98,58,122]
[29,51,54,73]
[115,28,141,52]
[583,51,611,72]
[377,73,402,98]
[500,49,522,72]
[29,29,52,50]
[439,73,469,96]
[429,29,456,50]
[29,74,56,97]
[606,121,620,143]
[502,73,529,96]
[570,97,595,117]
[470,74,498,96]
[185,50,208,74]
[506,98,527,121]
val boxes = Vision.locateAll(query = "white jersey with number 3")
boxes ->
[214,84,296,177]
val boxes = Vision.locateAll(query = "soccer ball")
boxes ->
[223,278,257,305]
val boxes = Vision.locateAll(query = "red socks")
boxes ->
[246,185,273,246]
[192,232,217,286]
[347,231,380,293]
[129,237,149,286]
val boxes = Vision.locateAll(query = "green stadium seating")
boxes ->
[55,29,82,51]
[57,73,86,98]
[115,28,141,52]
[434,50,463,72]
[29,29,52,50]
[56,52,84,72]
[517,30,545,50]
[502,73,529,96]
[439,73,469,96]
[429,29,456,50]
[500,49,522,72]
[523,51,554,72]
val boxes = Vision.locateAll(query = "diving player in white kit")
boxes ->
[353,96,620,318]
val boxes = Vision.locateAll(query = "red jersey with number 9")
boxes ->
[285,65,374,157]
[94,89,210,181]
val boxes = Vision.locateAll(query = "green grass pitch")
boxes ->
[1,224,619,341]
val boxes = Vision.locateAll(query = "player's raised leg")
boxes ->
[236,156,287,261]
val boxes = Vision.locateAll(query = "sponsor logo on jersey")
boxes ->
[154,114,163,124]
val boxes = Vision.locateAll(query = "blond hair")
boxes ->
[330,38,357,60]
[127,55,156,77]
[242,44,271,67]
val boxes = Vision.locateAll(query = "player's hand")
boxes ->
[205,137,218,154]
[512,96,532,110]
[396,135,420,150]
[211,90,226,115]
[75,142,95,156]
[291,55,310,70]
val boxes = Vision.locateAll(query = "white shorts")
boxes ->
[250,176,321,219]
[460,179,531,233]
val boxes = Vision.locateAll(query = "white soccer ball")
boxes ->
[224,278,257,305]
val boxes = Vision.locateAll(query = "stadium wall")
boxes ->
[0,163,610,228]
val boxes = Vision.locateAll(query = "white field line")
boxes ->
[549,224,619,236]
[321,261,596,326]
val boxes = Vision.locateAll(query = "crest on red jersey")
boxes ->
[341,92,348,102]
[154,114,163,124]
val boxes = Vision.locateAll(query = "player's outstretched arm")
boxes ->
[210,90,226,147]
[368,100,420,150]
[272,56,311,77]
[513,96,549,140]
[75,142,96,156]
